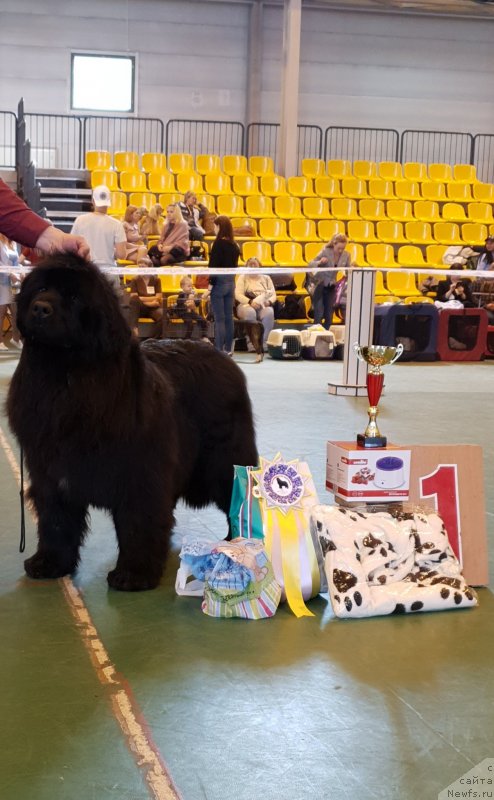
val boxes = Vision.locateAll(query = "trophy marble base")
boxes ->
[357,433,387,449]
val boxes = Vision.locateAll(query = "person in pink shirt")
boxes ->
[148,204,190,266]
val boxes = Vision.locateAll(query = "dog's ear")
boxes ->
[79,272,132,360]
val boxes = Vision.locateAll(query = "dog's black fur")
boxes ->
[233,320,264,362]
[7,255,258,591]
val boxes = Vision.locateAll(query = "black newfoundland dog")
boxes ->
[7,255,258,591]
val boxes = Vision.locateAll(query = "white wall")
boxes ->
[1,0,493,136]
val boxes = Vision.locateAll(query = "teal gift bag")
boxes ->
[229,465,264,540]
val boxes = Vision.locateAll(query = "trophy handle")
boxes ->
[388,343,404,364]
[353,342,364,362]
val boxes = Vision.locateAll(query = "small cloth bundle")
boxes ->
[311,504,478,619]
[180,538,281,619]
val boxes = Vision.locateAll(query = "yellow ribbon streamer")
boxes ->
[264,507,315,618]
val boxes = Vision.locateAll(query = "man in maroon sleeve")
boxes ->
[0,179,89,258]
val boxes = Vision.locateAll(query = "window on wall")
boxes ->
[71,54,136,113]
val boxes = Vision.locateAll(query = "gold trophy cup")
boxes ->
[353,344,403,448]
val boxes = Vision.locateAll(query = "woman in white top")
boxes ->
[0,235,22,351]
[123,205,147,263]
[235,257,277,346]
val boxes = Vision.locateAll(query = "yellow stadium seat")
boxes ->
[216,195,245,216]
[378,162,403,182]
[287,176,315,197]
[303,197,331,220]
[366,243,399,268]
[160,275,183,293]
[387,271,421,297]
[442,203,467,223]
[195,194,215,212]
[398,246,429,269]
[453,164,477,184]
[301,159,325,179]
[158,193,182,207]
[261,175,287,197]
[318,220,346,240]
[428,163,453,183]
[468,202,494,225]
[341,178,369,199]
[249,156,275,177]
[245,195,276,218]
[374,272,390,295]
[403,162,428,182]
[346,242,369,266]
[114,151,139,172]
[204,173,232,195]
[327,159,352,179]
[231,218,258,238]
[222,155,249,177]
[119,171,147,192]
[91,169,118,190]
[233,175,260,196]
[168,153,194,174]
[395,180,421,201]
[368,179,395,200]
[331,198,359,220]
[353,160,377,181]
[195,154,221,175]
[259,218,289,241]
[274,241,306,266]
[461,222,487,245]
[426,245,448,267]
[403,295,434,304]
[274,196,304,219]
[289,219,319,241]
[129,192,157,209]
[176,172,204,194]
[405,221,436,245]
[148,171,176,194]
[414,200,441,223]
[242,240,276,266]
[359,199,387,221]
[387,200,414,222]
[347,220,378,243]
[433,222,463,245]
[421,181,447,201]
[305,242,325,262]
[86,150,111,171]
[376,220,407,244]
[141,153,167,173]
[314,177,342,198]
[473,183,494,202]
[446,182,473,202]
[108,191,127,216]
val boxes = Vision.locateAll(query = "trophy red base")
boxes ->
[357,372,386,448]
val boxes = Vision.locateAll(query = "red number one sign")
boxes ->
[420,464,462,563]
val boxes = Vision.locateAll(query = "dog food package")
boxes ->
[326,441,411,503]
[311,504,478,619]
[178,538,281,620]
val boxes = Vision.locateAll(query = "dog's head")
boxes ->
[17,254,131,360]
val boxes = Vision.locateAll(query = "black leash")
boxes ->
[19,446,26,553]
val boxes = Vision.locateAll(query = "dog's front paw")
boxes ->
[24,551,76,580]
[107,568,161,592]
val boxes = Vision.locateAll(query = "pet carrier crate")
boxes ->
[300,326,336,359]
[266,329,302,359]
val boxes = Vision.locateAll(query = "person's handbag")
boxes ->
[229,465,264,539]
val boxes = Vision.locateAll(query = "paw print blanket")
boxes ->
[311,505,478,618]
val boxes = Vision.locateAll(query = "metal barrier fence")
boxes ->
[83,116,164,164]
[472,135,494,184]
[246,123,323,167]
[0,111,17,169]
[400,130,474,167]
[25,113,83,169]
[324,126,399,164]
[165,120,244,158]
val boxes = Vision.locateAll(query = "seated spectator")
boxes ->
[123,205,147,263]
[172,276,210,341]
[235,257,276,347]
[472,236,494,271]
[472,277,494,323]
[139,203,163,239]
[435,270,475,307]
[420,275,439,295]
[0,234,22,351]
[148,204,190,266]
[178,192,207,240]
[128,255,164,339]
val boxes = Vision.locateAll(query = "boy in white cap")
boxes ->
[71,185,127,292]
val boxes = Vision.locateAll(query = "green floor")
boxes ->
[0,352,493,800]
